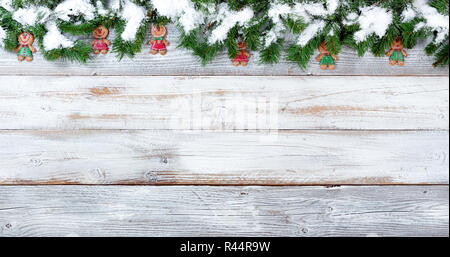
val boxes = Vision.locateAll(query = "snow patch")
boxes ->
[0,0,13,12]
[43,22,74,51]
[119,0,146,41]
[12,6,51,26]
[402,7,417,22]
[343,12,358,26]
[96,1,109,16]
[413,0,449,44]
[151,0,205,33]
[0,26,6,47]
[54,0,95,22]
[208,3,254,44]
[297,20,325,46]
[353,6,393,43]
[264,3,292,48]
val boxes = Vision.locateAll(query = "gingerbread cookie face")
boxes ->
[318,42,329,55]
[18,32,34,45]
[391,37,403,49]
[93,25,109,39]
[237,42,247,50]
[151,25,167,38]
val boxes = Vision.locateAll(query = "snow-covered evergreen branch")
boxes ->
[0,0,447,67]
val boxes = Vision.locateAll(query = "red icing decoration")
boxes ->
[93,39,109,51]
[232,42,250,66]
[151,40,167,51]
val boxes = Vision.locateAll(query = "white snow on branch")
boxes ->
[0,26,6,47]
[352,6,393,43]
[268,3,292,26]
[151,0,205,33]
[343,12,358,26]
[153,0,254,42]
[293,0,340,46]
[402,7,417,22]
[12,6,51,26]
[0,0,13,11]
[299,0,338,17]
[412,0,449,44]
[264,0,340,48]
[119,0,146,41]
[54,0,95,22]
[293,0,340,22]
[110,0,121,11]
[263,3,292,48]
[415,21,427,32]
[297,20,325,46]
[43,22,75,51]
[96,1,109,16]
[326,0,340,15]
[208,3,254,44]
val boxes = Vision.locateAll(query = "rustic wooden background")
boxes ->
[0,26,448,237]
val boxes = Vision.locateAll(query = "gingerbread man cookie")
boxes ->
[316,42,338,70]
[232,42,251,67]
[386,37,408,66]
[91,25,111,55]
[15,32,37,62]
[148,25,170,55]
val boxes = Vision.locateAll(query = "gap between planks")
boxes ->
[0,74,449,77]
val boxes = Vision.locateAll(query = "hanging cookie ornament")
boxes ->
[91,25,111,55]
[15,32,37,62]
[386,37,408,66]
[148,24,170,55]
[316,42,338,70]
[232,42,251,67]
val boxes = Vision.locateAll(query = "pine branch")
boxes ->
[0,0,447,67]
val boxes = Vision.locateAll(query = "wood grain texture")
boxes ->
[0,130,447,185]
[0,25,448,76]
[0,18,447,238]
[0,76,448,130]
[0,186,447,237]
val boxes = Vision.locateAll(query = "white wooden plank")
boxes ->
[0,25,447,76]
[0,76,448,130]
[0,186,447,237]
[0,130,447,185]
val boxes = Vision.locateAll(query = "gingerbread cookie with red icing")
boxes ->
[148,24,170,55]
[91,25,111,55]
[232,42,251,67]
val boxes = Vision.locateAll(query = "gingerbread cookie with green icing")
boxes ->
[15,32,37,62]
[386,37,408,66]
[315,42,338,70]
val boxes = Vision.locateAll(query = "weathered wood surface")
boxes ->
[0,130,447,185]
[0,186,447,237]
[0,22,448,237]
[0,25,448,76]
[0,76,448,130]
